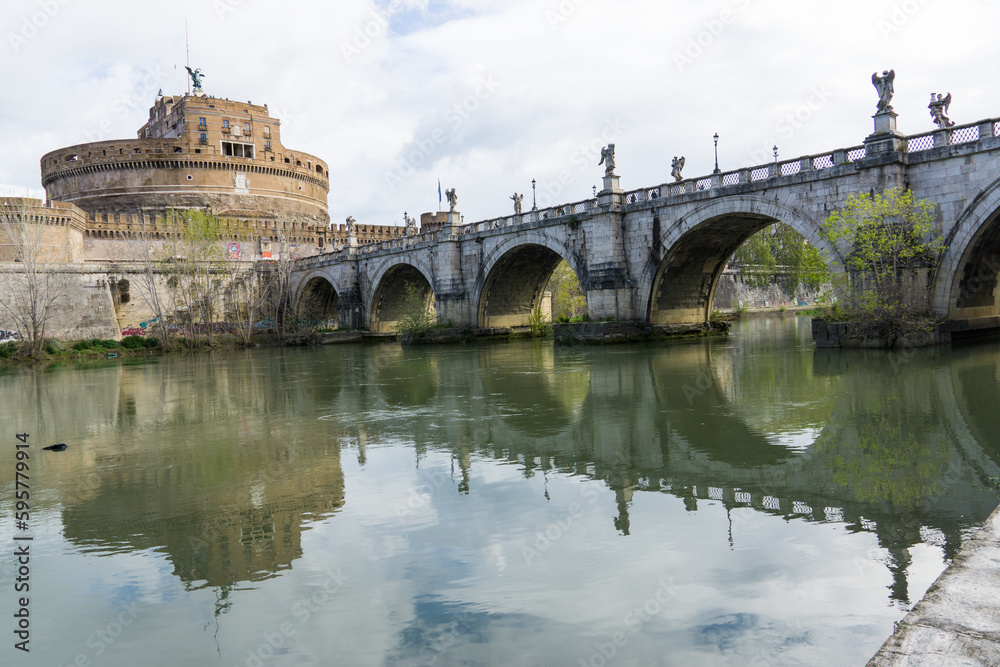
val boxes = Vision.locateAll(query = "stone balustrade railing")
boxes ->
[459,197,598,235]
[293,116,1000,266]
[621,116,1000,207]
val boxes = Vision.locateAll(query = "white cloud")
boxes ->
[2,0,996,224]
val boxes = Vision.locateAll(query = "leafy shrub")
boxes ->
[72,340,93,351]
[43,339,68,355]
[0,342,18,358]
[121,335,146,349]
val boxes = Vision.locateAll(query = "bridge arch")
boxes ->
[474,233,585,328]
[295,273,340,324]
[367,259,435,333]
[639,195,842,324]
[932,177,1000,319]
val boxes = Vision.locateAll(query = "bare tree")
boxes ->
[0,196,71,356]
[160,210,228,347]
[223,243,275,347]
[268,234,296,342]
[117,209,174,349]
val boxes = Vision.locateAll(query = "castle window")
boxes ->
[264,140,271,152]
[222,141,255,158]
[174,147,182,153]
[263,126,270,137]
[222,119,230,133]
[316,165,323,174]
[244,121,251,133]
[198,117,207,129]
[199,132,208,144]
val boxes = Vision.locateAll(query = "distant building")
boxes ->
[419,211,449,234]
[40,92,332,260]
[0,198,87,263]
[10,88,438,263]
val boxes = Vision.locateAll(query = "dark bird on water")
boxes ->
[42,443,67,452]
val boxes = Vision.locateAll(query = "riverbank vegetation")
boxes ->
[815,187,946,343]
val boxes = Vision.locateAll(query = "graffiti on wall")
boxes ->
[0,330,20,342]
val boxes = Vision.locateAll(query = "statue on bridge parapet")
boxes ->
[929,92,954,128]
[872,69,895,114]
[671,156,686,182]
[404,211,417,235]
[445,188,458,212]
[599,144,616,175]
[345,215,357,235]
[510,192,523,214]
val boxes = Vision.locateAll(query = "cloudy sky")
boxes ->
[3,0,997,226]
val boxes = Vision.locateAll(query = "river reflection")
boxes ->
[2,316,1000,666]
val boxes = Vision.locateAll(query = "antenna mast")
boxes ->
[185,17,190,95]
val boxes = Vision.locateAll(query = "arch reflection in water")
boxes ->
[42,352,348,590]
[7,320,1000,665]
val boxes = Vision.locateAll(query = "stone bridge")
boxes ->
[291,116,1000,332]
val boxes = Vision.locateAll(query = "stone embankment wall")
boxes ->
[0,265,120,341]
[712,269,823,310]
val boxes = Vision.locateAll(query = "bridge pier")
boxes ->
[433,214,474,327]
[582,199,639,320]
[289,113,1000,339]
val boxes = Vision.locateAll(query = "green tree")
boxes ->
[730,223,826,292]
[819,187,946,342]
[547,260,587,321]
[396,281,436,343]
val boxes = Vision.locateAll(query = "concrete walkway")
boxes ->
[868,502,1000,665]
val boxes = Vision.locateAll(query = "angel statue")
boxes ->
[872,69,895,113]
[599,144,616,175]
[345,216,357,235]
[185,66,206,92]
[404,212,417,235]
[446,188,458,212]
[510,192,523,214]
[670,156,686,182]
[928,92,954,128]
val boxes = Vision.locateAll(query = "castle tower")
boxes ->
[40,93,330,257]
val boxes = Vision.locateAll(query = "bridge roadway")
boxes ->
[292,117,1000,333]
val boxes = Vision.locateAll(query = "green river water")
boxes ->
[1,315,999,666]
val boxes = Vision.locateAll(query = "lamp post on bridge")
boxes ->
[773,145,778,163]
[713,133,720,174]
[531,179,537,211]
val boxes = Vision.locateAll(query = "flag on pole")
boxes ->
[438,179,442,211]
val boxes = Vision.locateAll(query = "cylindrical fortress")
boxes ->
[40,93,330,247]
